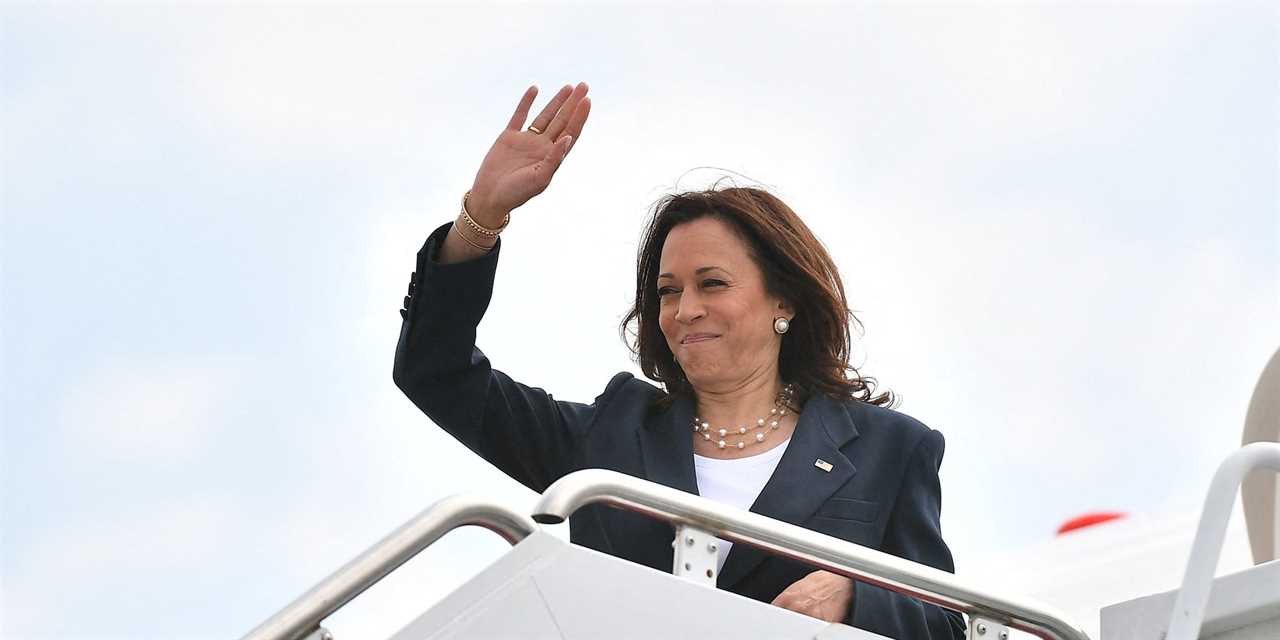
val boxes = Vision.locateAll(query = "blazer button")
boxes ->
[407,281,416,295]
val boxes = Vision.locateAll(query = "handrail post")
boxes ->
[968,618,1011,640]
[1165,442,1280,640]
[672,524,719,586]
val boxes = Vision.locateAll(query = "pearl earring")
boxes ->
[773,317,790,334]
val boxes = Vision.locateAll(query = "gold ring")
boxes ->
[527,124,543,134]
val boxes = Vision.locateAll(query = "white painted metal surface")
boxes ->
[1101,559,1280,639]
[964,507,1256,640]
[672,523,720,586]
[1166,443,1280,640]
[390,530,887,640]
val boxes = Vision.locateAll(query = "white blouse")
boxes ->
[692,437,793,574]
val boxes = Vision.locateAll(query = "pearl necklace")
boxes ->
[691,383,796,450]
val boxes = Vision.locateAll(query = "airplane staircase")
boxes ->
[242,347,1280,640]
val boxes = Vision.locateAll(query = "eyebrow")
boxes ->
[657,266,729,280]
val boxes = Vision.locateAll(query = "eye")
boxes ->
[657,287,679,296]
[702,279,726,288]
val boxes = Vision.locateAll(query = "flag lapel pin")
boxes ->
[814,459,833,472]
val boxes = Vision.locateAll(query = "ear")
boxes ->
[775,298,796,321]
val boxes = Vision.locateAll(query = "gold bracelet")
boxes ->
[452,219,495,252]
[461,190,509,236]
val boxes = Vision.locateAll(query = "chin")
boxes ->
[680,366,725,388]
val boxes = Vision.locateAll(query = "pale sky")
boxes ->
[2,2,1277,639]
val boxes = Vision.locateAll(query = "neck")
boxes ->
[690,368,786,427]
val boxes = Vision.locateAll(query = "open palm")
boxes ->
[468,82,592,223]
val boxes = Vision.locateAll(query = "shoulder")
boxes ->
[592,371,666,412]
[837,397,946,460]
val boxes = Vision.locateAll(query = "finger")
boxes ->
[775,599,809,615]
[540,135,573,172]
[528,84,574,134]
[505,85,539,131]
[545,81,588,140]
[523,136,569,187]
[560,96,590,150]
[777,596,814,614]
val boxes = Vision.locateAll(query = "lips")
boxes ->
[681,334,719,344]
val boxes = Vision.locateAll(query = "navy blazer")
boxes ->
[393,222,966,639]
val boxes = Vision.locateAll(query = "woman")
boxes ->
[393,82,965,639]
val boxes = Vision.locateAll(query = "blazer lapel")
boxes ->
[637,392,700,496]
[625,393,700,573]
[717,393,860,589]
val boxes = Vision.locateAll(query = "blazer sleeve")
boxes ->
[848,428,967,639]
[392,222,617,493]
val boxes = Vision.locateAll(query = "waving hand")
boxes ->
[468,82,592,225]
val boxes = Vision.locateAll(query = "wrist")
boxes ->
[464,190,510,230]
[452,215,497,251]
[471,206,510,230]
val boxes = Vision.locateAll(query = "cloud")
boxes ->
[55,357,244,465]
[4,492,239,637]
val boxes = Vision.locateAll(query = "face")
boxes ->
[656,217,792,391]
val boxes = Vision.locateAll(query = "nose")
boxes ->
[674,289,705,323]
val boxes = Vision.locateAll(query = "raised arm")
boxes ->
[393,83,596,492]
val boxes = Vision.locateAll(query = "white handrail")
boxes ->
[534,468,1091,640]
[1166,442,1280,640]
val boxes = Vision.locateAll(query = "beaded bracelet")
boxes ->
[452,218,495,252]
[461,190,509,236]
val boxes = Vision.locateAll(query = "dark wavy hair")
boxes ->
[619,180,895,411]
